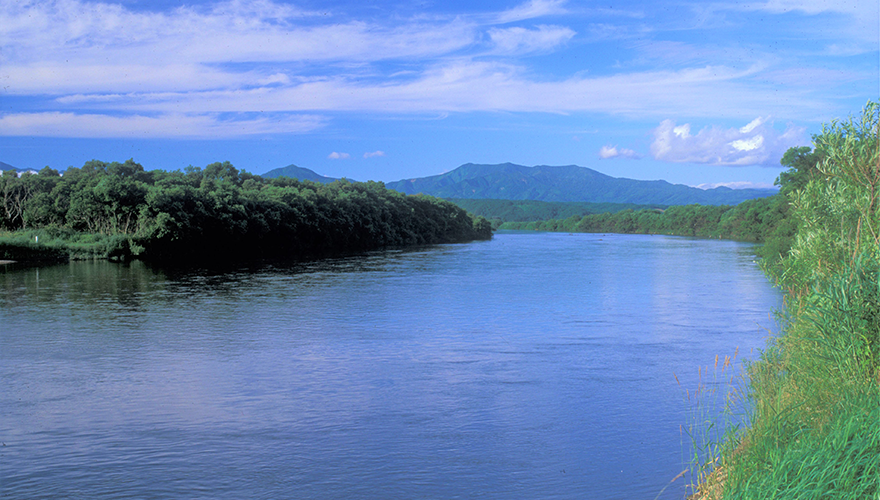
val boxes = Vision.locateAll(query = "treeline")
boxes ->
[446,198,666,227]
[498,148,822,262]
[0,160,492,262]
[693,102,879,498]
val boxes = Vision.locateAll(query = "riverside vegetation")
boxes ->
[0,161,493,262]
[498,186,798,264]
[685,102,879,498]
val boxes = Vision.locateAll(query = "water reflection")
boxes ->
[0,233,781,500]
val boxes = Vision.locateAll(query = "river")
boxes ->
[0,231,781,499]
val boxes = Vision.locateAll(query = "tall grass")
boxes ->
[680,349,750,499]
[690,101,880,499]
[0,227,139,261]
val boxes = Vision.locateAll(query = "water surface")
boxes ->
[0,232,781,499]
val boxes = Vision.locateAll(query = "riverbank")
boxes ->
[0,229,130,263]
[0,224,494,266]
[498,193,792,263]
[688,102,880,499]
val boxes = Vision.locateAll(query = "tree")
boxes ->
[775,146,822,197]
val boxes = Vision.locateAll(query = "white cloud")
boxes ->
[0,54,835,138]
[734,0,878,49]
[87,62,828,119]
[598,145,641,159]
[496,0,567,23]
[328,152,350,159]
[0,0,854,140]
[3,64,252,95]
[650,117,806,166]
[0,0,479,90]
[739,117,765,133]
[363,151,385,158]
[488,25,575,54]
[0,112,326,138]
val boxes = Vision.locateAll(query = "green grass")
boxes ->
[0,228,140,261]
[688,101,880,500]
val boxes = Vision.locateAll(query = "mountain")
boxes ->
[385,163,777,206]
[0,161,18,171]
[261,164,341,183]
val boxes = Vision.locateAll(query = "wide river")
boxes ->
[1,231,781,499]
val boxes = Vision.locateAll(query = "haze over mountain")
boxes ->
[385,163,777,206]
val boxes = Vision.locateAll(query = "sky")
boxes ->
[0,0,877,188]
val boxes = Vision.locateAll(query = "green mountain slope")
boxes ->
[385,163,777,205]
[262,164,341,183]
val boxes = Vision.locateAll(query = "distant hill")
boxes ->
[385,163,777,206]
[0,161,18,171]
[261,164,341,183]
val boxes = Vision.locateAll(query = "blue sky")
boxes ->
[1,0,877,188]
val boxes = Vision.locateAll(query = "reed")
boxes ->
[679,347,749,499]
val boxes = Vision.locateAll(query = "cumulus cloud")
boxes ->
[328,152,350,159]
[488,25,575,54]
[363,151,385,158]
[598,145,641,159]
[650,117,805,166]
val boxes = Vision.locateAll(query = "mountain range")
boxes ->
[264,162,777,206]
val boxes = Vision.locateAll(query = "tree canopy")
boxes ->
[0,160,493,262]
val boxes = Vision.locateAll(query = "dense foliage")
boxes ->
[0,161,492,261]
[500,196,791,250]
[446,198,665,227]
[693,102,880,499]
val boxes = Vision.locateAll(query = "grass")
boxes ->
[686,283,880,500]
[687,101,880,499]
[0,228,141,261]
[679,349,751,499]
[718,277,880,499]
